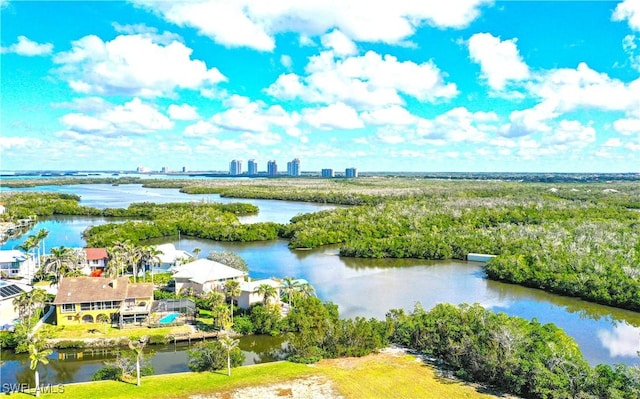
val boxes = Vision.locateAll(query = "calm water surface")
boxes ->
[1,183,639,385]
[0,335,286,387]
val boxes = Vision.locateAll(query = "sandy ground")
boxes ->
[189,375,344,399]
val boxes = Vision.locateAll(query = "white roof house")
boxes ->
[238,278,281,309]
[0,280,32,329]
[172,259,247,294]
[0,250,34,278]
[151,243,192,273]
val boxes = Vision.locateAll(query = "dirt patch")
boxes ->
[190,376,343,399]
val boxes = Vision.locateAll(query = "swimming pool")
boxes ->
[158,312,179,324]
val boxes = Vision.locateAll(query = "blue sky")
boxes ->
[2,0,640,173]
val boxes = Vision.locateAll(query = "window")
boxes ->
[80,303,91,311]
[61,303,75,313]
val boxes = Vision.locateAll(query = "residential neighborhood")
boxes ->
[0,242,287,331]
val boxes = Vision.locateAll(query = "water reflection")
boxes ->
[0,335,286,386]
[597,325,640,358]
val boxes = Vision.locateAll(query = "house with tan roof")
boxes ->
[172,259,247,295]
[53,277,153,327]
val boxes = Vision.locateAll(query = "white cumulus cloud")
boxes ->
[321,30,357,57]
[53,34,226,97]
[168,104,200,120]
[468,33,530,91]
[267,50,457,109]
[59,98,173,136]
[210,96,300,133]
[613,118,640,135]
[613,0,640,31]
[184,121,220,137]
[0,136,42,150]
[1,36,53,56]
[131,0,492,51]
[302,103,364,130]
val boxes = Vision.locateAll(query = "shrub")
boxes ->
[55,340,86,349]
[92,365,122,381]
[187,340,244,372]
[232,316,255,335]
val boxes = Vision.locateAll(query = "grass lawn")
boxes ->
[43,322,192,340]
[15,350,504,399]
[315,350,503,399]
[17,362,314,399]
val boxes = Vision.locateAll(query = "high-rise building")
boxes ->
[161,166,169,173]
[345,167,358,178]
[321,168,334,178]
[267,160,278,176]
[181,166,187,173]
[229,159,242,175]
[248,159,258,175]
[287,158,301,176]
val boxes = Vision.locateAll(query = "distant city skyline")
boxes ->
[2,1,640,173]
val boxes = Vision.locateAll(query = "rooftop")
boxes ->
[0,250,27,263]
[53,277,153,304]
[84,248,108,260]
[172,258,246,284]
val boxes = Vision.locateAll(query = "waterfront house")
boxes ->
[53,277,154,327]
[0,250,33,278]
[150,243,192,273]
[172,259,246,295]
[0,280,31,330]
[79,248,109,276]
[237,278,281,309]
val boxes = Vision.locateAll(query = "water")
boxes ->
[158,313,179,324]
[0,184,336,224]
[0,335,286,387]
[1,183,639,385]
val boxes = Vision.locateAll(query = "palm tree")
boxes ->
[203,291,225,311]
[213,303,231,331]
[29,342,52,397]
[41,246,77,286]
[138,245,162,283]
[298,282,317,299]
[17,235,38,280]
[34,229,49,268]
[257,283,277,306]
[13,289,48,330]
[128,336,149,386]
[192,247,201,259]
[219,334,239,377]
[108,241,147,282]
[13,291,33,328]
[117,241,143,283]
[224,280,241,326]
[96,313,110,334]
[281,277,300,308]
[105,246,127,278]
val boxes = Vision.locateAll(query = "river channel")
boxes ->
[1,183,639,386]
